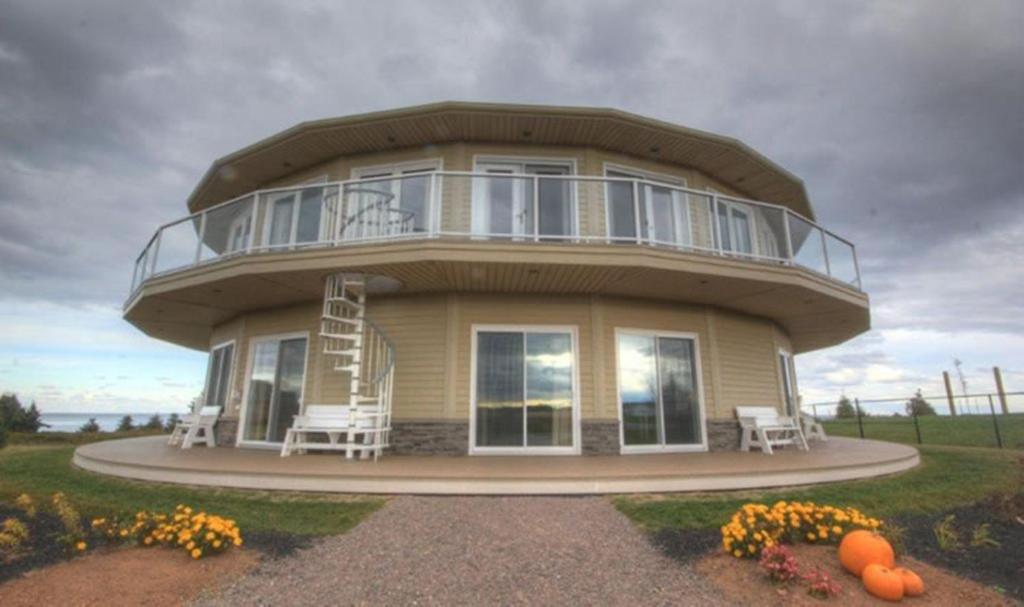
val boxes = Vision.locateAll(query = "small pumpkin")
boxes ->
[863,563,905,602]
[895,567,925,597]
[839,530,895,576]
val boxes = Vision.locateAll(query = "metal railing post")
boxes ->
[855,398,865,439]
[912,412,922,444]
[532,175,540,242]
[987,394,1003,448]
[852,243,863,289]
[247,195,259,252]
[149,231,162,275]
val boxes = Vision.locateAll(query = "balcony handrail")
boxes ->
[128,171,862,300]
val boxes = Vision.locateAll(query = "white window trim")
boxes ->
[259,175,330,248]
[777,348,798,417]
[613,327,709,454]
[602,162,690,246]
[202,339,236,411]
[471,155,580,239]
[236,331,311,449]
[707,186,759,257]
[468,324,582,456]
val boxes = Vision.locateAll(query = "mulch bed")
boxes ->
[891,493,1024,600]
[0,504,69,584]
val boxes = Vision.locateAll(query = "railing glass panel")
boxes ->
[825,232,859,286]
[787,212,828,275]
[199,195,255,262]
[152,216,202,275]
[714,196,789,262]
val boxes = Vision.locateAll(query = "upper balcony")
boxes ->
[125,171,868,352]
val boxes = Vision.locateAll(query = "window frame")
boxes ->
[236,331,311,449]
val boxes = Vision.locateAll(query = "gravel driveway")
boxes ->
[198,496,729,606]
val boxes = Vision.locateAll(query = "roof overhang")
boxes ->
[186,101,814,219]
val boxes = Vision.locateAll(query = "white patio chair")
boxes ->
[168,406,221,449]
[800,412,828,442]
[736,406,809,455]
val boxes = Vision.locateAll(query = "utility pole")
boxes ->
[993,367,1009,415]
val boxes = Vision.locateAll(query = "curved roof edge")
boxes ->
[186,101,813,219]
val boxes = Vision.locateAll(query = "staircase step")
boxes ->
[322,314,363,325]
[325,297,365,308]
[320,333,360,341]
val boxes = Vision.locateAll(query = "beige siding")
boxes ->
[713,308,786,415]
[208,292,788,427]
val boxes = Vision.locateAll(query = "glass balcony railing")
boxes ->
[127,172,862,298]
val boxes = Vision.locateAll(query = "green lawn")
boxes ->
[823,413,1024,450]
[0,443,384,536]
[614,445,1022,531]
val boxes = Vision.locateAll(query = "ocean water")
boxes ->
[39,412,186,433]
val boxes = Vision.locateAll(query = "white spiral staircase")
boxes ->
[317,273,396,459]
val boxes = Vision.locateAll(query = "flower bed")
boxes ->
[721,501,882,558]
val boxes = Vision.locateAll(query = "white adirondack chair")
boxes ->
[801,412,828,442]
[168,406,221,449]
[736,406,809,455]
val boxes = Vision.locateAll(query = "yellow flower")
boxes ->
[191,548,202,559]
[213,540,222,549]
[186,541,196,550]
[232,537,243,547]
[832,526,842,534]
[75,541,87,551]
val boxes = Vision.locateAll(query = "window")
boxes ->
[472,159,575,239]
[203,342,234,410]
[262,177,329,248]
[616,330,705,452]
[714,197,756,256]
[240,334,308,445]
[471,326,578,453]
[350,160,440,237]
[604,166,690,247]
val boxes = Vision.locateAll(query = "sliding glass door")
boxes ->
[472,327,577,453]
[241,335,308,445]
[606,169,690,247]
[472,161,574,239]
[616,331,705,452]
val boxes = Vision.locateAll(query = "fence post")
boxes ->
[942,371,957,416]
[993,367,1009,415]
[855,398,865,439]
[987,394,1003,449]
[912,412,922,444]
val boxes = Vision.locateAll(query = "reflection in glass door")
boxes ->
[242,335,308,445]
[617,331,704,452]
[473,328,576,453]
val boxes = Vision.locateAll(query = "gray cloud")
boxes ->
[1,1,1022,359]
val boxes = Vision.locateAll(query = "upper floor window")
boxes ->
[351,160,441,235]
[472,158,576,239]
[605,166,690,248]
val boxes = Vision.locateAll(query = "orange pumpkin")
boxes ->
[839,530,895,576]
[863,564,905,602]
[895,567,925,597]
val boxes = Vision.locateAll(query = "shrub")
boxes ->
[721,501,882,558]
[116,415,135,432]
[932,514,960,551]
[0,422,6,450]
[759,544,800,584]
[79,418,100,433]
[803,568,842,599]
[970,523,1000,548]
[835,396,857,419]
[0,393,43,433]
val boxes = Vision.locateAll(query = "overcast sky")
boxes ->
[1,0,1022,414]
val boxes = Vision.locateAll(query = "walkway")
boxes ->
[198,496,730,606]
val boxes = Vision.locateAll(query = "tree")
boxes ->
[164,413,181,432]
[79,418,100,433]
[905,390,936,416]
[835,396,857,419]
[0,421,7,449]
[0,393,44,433]
[143,414,164,430]
[116,415,135,432]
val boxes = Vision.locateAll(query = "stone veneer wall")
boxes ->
[581,421,620,455]
[707,420,741,452]
[215,418,239,446]
[391,421,469,455]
